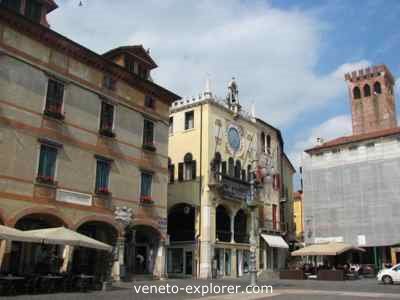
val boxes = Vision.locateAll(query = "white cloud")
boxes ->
[287,114,352,172]
[48,1,369,127]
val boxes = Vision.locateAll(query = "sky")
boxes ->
[48,0,400,188]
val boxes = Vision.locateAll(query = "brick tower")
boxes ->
[345,65,397,135]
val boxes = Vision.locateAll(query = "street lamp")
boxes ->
[247,158,275,286]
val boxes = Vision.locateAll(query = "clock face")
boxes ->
[227,126,241,152]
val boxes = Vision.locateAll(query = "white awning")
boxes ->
[25,227,113,252]
[261,234,289,249]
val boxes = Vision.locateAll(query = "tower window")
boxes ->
[363,84,371,97]
[185,111,194,130]
[374,81,382,94]
[353,87,361,99]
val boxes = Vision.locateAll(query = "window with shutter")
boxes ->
[185,111,194,130]
[178,163,184,181]
[0,0,21,12]
[25,0,42,22]
[45,79,64,120]
[99,102,115,137]
[191,160,196,180]
[142,119,156,151]
[95,158,111,195]
[37,144,57,185]
[145,95,155,109]
[168,164,175,183]
[140,172,153,203]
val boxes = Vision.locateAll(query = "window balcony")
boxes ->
[36,175,56,186]
[99,126,116,138]
[140,195,154,205]
[142,141,156,152]
[95,187,111,196]
[44,104,64,120]
[216,230,231,242]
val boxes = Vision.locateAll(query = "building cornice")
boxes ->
[0,7,180,104]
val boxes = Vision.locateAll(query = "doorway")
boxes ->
[135,246,148,274]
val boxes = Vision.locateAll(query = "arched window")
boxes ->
[374,81,382,94]
[266,134,271,154]
[178,153,196,181]
[228,158,234,177]
[363,84,371,97]
[235,160,241,178]
[353,87,361,99]
[261,132,266,152]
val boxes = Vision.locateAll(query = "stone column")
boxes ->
[60,245,74,273]
[112,237,125,281]
[199,205,213,279]
[230,214,235,243]
[154,240,167,280]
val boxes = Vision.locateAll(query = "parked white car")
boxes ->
[377,264,400,284]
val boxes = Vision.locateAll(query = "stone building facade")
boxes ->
[0,1,179,280]
[167,79,293,279]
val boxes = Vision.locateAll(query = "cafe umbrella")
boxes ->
[24,227,113,252]
[0,225,43,243]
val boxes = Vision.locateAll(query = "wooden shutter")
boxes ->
[178,163,184,181]
[192,161,196,180]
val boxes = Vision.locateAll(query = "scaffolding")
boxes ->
[303,137,400,248]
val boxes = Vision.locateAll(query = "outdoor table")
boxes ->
[0,275,25,295]
[39,275,64,293]
[74,274,94,292]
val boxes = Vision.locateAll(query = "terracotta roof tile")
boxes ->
[305,126,400,153]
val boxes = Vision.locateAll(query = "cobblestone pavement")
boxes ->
[2,278,400,300]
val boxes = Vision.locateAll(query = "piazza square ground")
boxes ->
[1,277,400,300]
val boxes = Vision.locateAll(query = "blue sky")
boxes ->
[49,0,400,188]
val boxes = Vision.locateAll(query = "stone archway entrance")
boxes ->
[11,213,66,274]
[72,221,118,280]
[124,225,160,278]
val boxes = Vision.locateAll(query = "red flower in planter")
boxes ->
[97,187,110,194]
[37,175,54,184]
[140,195,153,203]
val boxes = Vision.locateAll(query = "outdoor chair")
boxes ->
[24,275,40,294]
